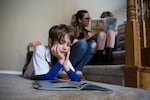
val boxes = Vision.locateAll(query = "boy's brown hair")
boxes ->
[49,24,74,44]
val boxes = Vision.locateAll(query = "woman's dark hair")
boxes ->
[75,10,88,24]
[49,24,74,44]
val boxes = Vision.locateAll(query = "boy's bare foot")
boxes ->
[76,71,86,80]
[27,41,41,51]
[57,71,69,80]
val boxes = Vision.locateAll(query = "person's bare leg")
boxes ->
[106,30,116,48]
[97,31,106,50]
[91,42,97,54]
[105,30,116,64]
[94,32,106,64]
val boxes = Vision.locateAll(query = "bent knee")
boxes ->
[91,42,97,49]
[97,32,106,40]
[107,30,116,37]
[76,40,88,50]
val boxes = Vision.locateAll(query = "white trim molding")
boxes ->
[0,70,22,75]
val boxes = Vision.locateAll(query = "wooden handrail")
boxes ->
[139,0,147,47]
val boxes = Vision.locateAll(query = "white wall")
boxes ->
[0,0,126,71]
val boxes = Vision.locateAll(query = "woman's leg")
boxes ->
[74,40,96,71]
[70,40,88,68]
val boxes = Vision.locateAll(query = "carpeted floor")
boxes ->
[0,74,150,100]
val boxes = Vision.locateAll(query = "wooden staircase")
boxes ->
[112,23,125,65]
[124,0,150,89]
[84,0,150,89]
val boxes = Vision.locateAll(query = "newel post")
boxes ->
[124,0,142,88]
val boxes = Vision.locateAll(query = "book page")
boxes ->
[80,83,111,91]
[33,80,111,91]
[104,17,117,32]
[90,18,104,31]
[33,80,82,91]
[90,17,117,32]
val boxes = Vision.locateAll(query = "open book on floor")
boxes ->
[33,80,111,91]
[90,17,117,32]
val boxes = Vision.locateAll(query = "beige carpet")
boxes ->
[0,74,150,100]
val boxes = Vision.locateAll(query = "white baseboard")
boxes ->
[0,70,22,75]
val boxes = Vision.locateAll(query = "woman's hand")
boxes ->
[84,30,97,40]
[72,39,79,45]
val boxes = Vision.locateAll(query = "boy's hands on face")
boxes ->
[51,44,65,64]
[51,43,71,71]
[62,49,70,71]
[63,48,70,63]
[51,44,70,66]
